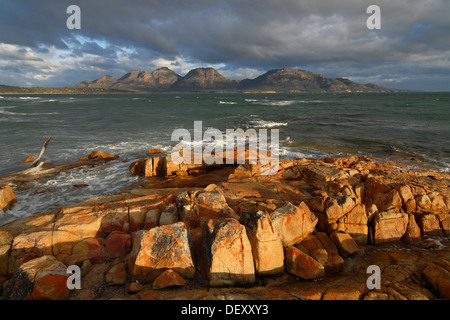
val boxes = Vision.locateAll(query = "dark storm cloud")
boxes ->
[0,0,449,90]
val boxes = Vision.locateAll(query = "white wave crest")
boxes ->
[219,101,238,105]
[18,97,41,100]
[250,119,288,128]
[259,100,296,106]
[0,108,26,115]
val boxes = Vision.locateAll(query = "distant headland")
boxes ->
[0,67,398,94]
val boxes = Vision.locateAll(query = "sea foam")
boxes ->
[249,119,288,128]
[219,101,238,105]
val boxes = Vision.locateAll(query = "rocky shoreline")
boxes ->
[0,151,449,300]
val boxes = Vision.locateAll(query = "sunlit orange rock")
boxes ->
[88,151,119,161]
[284,246,325,280]
[269,201,318,247]
[128,222,195,283]
[152,269,186,289]
[0,186,16,212]
[4,255,69,300]
[202,218,255,286]
[240,210,284,276]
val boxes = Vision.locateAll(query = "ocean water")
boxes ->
[0,92,449,225]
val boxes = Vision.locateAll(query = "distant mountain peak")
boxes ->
[119,70,151,81]
[75,74,118,88]
[184,67,225,77]
[151,67,181,88]
[98,75,117,80]
[173,67,235,91]
[151,67,179,75]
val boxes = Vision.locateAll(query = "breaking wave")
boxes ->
[219,101,238,105]
[258,100,296,106]
[249,119,288,128]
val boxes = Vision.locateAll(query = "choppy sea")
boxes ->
[1,92,449,225]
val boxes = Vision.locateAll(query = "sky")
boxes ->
[0,0,449,91]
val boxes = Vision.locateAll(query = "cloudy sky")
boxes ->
[1,0,449,91]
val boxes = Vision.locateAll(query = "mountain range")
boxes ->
[0,67,396,94]
[75,67,395,93]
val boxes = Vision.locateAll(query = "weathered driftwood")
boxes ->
[31,136,53,168]
[0,158,109,187]
[0,137,117,187]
